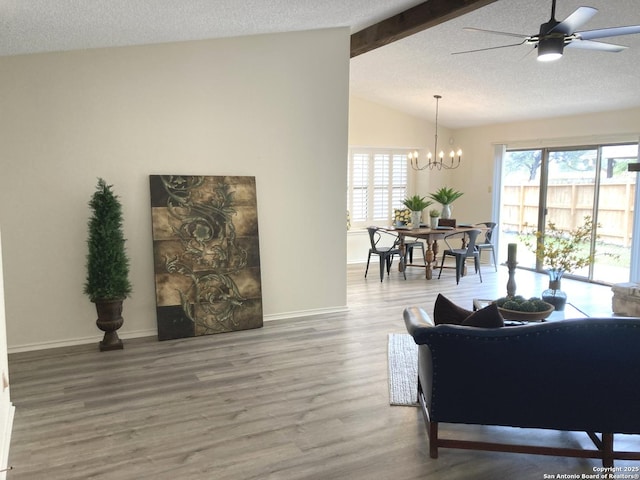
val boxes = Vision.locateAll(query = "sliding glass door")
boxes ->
[543,148,598,279]
[500,143,637,285]
[592,145,637,283]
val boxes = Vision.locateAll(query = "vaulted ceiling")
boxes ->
[3,0,640,128]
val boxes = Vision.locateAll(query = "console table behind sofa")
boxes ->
[403,306,640,467]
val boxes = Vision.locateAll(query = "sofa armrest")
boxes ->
[403,306,435,343]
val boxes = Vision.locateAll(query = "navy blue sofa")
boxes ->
[403,306,640,467]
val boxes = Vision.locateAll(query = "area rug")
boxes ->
[387,333,418,406]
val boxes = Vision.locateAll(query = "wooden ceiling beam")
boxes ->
[350,0,499,58]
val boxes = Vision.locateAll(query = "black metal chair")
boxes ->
[437,229,483,284]
[404,238,426,266]
[475,222,497,271]
[365,227,406,282]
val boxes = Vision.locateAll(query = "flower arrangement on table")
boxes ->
[518,215,605,311]
[519,215,596,275]
[394,208,411,225]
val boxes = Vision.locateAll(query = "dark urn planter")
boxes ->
[95,299,124,351]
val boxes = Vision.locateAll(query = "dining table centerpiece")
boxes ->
[394,208,411,227]
[401,195,432,228]
[428,187,463,219]
[429,209,441,229]
[494,295,555,321]
[520,216,595,311]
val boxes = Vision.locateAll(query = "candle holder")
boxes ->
[506,260,517,297]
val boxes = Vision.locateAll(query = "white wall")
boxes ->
[0,28,350,351]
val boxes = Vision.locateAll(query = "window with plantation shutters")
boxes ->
[347,149,410,228]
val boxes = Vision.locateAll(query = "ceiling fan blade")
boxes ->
[566,39,628,52]
[463,27,529,39]
[577,25,640,40]
[452,40,527,56]
[552,6,597,34]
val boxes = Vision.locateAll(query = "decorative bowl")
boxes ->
[497,302,555,322]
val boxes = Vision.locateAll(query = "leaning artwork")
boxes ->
[149,175,263,340]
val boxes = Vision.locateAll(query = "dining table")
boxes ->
[382,224,487,280]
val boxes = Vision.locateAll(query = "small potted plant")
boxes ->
[429,209,440,229]
[84,178,132,351]
[428,187,463,219]
[402,195,433,228]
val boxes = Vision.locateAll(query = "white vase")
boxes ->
[441,204,452,219]
[410,210,422,228]
[430,217,439,229]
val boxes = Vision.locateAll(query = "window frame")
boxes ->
[347,148,413,229]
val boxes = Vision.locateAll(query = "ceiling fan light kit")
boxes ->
[456,0,640,61]
[537,34,564,61]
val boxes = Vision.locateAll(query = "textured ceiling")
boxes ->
[0,0,423,55]
[2,0,640,129]
[350,0,640,128]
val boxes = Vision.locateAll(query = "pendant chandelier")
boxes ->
[409,95,462,171]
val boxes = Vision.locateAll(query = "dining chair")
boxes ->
[404,238,426,266]
[437,229,483,284]
[365,227,407,282]
[475,222,498,271]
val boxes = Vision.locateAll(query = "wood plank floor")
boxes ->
[6,262,636,479]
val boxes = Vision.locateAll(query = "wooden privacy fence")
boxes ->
[501,181,635,247]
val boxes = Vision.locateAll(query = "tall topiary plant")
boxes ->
[85,178,132,351]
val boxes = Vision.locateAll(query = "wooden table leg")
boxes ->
[425,239,435,279]
[398,237,406,272]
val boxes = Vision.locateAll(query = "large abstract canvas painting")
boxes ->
[149,175,263,340]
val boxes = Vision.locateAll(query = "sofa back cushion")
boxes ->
[462,302,504,328]
[434,294,503,328]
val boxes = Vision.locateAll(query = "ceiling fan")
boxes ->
[454,0,640,61]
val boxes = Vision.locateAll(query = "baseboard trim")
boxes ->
[8,329,157,354]
[8,306,350,353]
[264,305,348,321]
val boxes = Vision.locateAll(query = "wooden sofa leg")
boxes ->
[429,421,439,458]
[602,433,614,468]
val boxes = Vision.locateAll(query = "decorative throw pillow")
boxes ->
[462,302,504,328]
[433,293,473,325]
